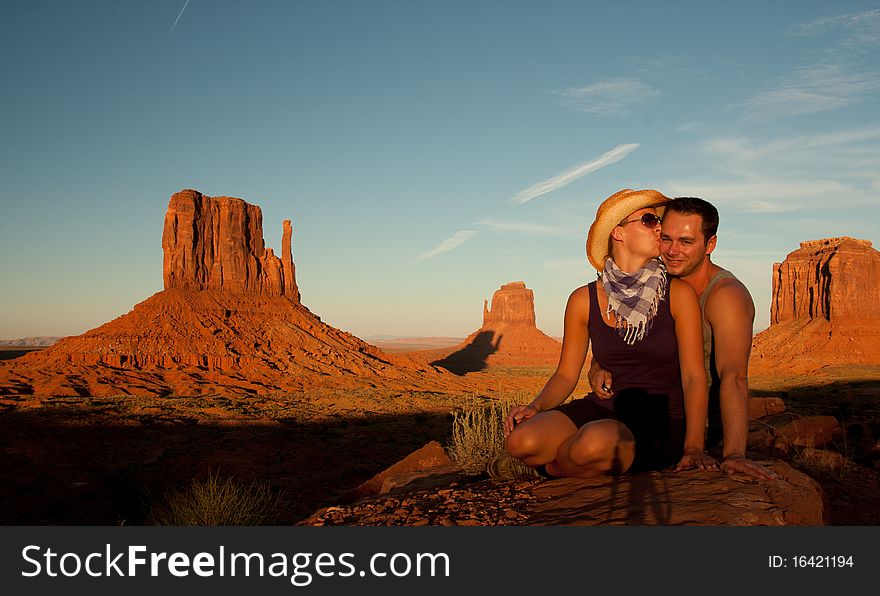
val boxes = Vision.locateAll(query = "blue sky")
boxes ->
[1,0,878,340]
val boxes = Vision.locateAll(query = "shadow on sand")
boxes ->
[750,378,880,420]
[431,331,500,375]
[608,473,673,525]
[0,406,453,525]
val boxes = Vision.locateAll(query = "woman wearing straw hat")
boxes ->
[498,189,717,478]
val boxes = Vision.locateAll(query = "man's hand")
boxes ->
[588,363,614,399]
[720,454,779,480]
[675,448,719,472]
[504,404,539,437]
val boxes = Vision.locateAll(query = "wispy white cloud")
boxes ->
[743,63,880,119]
[543,258,588,274]
[707,127,880,159]
[511,144,639,204]
[632,55,711,81]
[416,230,477,262]
[667,127,880,214]
[478,219,579,237]
[552,78,660,116]
[744,87,849,118]
[676,121,708,133]
[665,181,825,213]
[703,127,880,182]
[746,10,880,120]
[789,8,880,47]
[170,0,191,34]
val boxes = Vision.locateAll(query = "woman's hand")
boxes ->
[504,404,539,437]
[675,448,719,472]
[588,361,614,399]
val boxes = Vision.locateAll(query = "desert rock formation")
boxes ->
[751,237,880,373]
[0,190,461,397]
[482,281,536,327]
[429,282,563,372]
[769,237,880,323]
[162,190,300,300]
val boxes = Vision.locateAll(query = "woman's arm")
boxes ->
[504,286,591,435]
[669,279,717,470]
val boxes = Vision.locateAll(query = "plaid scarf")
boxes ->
[600,257,668,345]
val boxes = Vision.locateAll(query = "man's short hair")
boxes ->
[665,197,719,241]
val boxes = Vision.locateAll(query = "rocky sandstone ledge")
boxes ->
[301,459,823,526]
[301,396,833,527]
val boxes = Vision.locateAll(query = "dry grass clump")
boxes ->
[790,442,855,481]
[447,394,523,475]
[147,471,288,526]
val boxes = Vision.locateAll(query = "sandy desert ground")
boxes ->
[1,354,878,525]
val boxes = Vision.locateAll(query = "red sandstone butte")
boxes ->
[482,281,537,327]
[751,237,880,373]
[162,190,300,299]
[0,190,463,397]
[428,282,563,371]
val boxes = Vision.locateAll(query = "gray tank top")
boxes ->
[700,268,737,385]
[700,268,737,448]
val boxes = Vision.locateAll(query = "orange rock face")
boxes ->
[482,282,536,327]
[0,190,465,397]
[751,237,880,373]
[770,237,880,324]
[162,189,299,299]
[281,219,300,302]
[431,281,563,372]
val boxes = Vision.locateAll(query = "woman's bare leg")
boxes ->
[547,419,636,478]
[505,411,578,467]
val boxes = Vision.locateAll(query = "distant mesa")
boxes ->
[482,281,536,327]
[368,336,465,353]
[751,237,880,373]
[0,336,60,363]
[0,337,60,348]
[0,189,461,397]
[431,281,563,374]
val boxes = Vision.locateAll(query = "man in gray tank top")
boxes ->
[590,197,777,480]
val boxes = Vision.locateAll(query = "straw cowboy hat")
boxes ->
[586,188,670,271]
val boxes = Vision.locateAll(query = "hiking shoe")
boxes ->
[487,453,545,480]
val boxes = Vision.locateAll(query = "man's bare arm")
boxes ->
[670,279,717,471]
[705,279,778,480]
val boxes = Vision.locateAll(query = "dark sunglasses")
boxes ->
[619,213,662,228]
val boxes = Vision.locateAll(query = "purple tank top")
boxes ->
[586,280,685,420]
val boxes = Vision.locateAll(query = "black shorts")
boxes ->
[554,390,685,473]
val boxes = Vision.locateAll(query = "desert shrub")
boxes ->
[147,471,287,526]
[790,438,855,481]
[447,395,521,475]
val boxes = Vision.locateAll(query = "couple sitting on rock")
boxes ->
[495,189,777,481]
